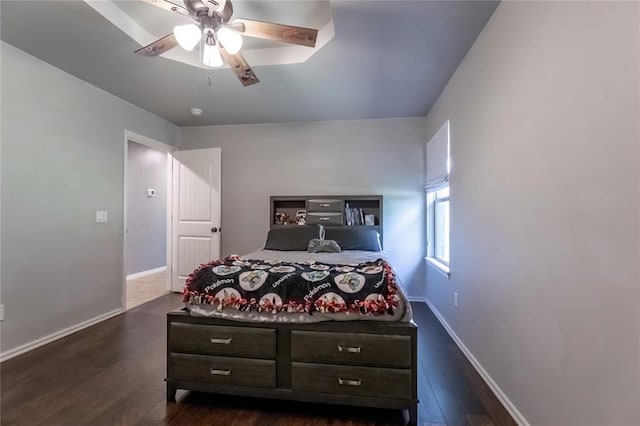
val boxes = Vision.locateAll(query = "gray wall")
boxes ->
[424,2,639,425]
[180,118,426,298]
[126,141,168,275]
[0,42,180,355]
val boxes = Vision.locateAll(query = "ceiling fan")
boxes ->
[135,0,319,86]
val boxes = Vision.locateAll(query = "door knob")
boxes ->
[211,227,218,233]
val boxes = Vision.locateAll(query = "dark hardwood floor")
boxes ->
[1,294,515,426]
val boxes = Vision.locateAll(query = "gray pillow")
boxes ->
[308,239,342,253]
[264,226,322,251]
[323,228,382,251]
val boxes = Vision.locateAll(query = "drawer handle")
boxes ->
[338,378,362,386]
[337,345,361,353]
[319,203,331,207]
[319,217,331,221]
[210,337,232,345]
[210,368,232,376]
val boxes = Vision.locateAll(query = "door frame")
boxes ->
[122,130,177,311]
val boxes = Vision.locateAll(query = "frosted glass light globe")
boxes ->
[174,24,201,51]
[202,43,223,67]
[216,26,243,55]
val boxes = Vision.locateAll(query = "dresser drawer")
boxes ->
[291,331,411,368]
[170,353,276,388]
[170,323,276,358]
[306,212,344,226]
[292,362,411,400]
[307,199,344,212]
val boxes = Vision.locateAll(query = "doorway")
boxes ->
[123,131,175,310]
[122,131,222,309]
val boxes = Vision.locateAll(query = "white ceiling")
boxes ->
[0,0,499,127]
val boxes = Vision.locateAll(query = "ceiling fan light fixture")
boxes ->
[174,24,201,51]
[135,0,320,87]
[216,26,243,55]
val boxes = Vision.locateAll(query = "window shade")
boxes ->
[425,120,450,191]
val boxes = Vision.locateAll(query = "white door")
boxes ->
[171,148,221,292]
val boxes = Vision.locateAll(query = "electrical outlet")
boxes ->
[453,292,459,308]
[1,304,4,321]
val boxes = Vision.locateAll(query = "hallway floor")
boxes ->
[126,270,170,310]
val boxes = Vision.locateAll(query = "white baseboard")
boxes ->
[0,308,123,363]
[126,265,166,281]
[424,298,529,426]
[407,296,428,303]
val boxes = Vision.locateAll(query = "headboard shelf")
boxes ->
[270,195,383,246]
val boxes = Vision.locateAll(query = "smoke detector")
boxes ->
[190,108,203,117]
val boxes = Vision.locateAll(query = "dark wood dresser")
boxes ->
[167,311,418,424]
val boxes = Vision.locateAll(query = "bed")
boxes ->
[166,198,418,425]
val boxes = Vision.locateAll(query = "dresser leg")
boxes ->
[408,404,418,426]
[166,382,176,402]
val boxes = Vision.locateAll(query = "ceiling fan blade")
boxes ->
[233,19,318,48]
[219,47,260,87]
[134,33,178,57]
[138,0,189,16]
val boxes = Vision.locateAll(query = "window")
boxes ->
[426,185,450,274]
[432,186,450,264]
[425,121,450,276]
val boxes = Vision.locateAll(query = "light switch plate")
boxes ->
[96,211,108,223]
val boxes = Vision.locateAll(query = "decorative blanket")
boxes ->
[183,255,400,316]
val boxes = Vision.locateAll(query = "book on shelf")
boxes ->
[345,205,371,226]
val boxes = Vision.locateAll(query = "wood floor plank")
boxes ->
[1,295,516,426]
[466,414,496,426]
[416,356,447,424]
